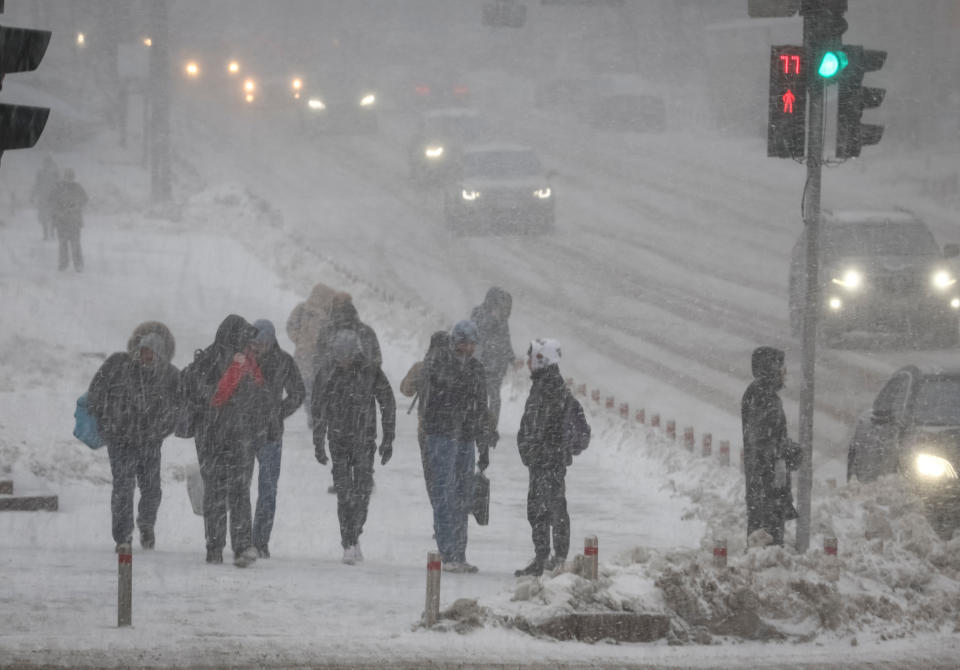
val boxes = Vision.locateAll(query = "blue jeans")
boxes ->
[252,441,282,549]
[425,435,475,563]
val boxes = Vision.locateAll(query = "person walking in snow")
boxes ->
[515,338,589,577]
[87,322,179,551]
[470,286,516,443]
[421,320,495,573]
[189,315,267,567]
[50,168,88,272]
[249,319,305,559]
[285,282,341,422]
[312,330,395,564]
[30,155,59,241]
[741,346,802,547]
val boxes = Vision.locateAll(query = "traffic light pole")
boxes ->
[796,11,825,554]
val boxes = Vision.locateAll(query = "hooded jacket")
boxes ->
[286,283,342,377]
[258,339,306,443]
[421,339,491,447]
[470,287,515,383]
[87,324,180,446]
[517,363,570,469]
[312,299,382,397]
[741,347,801,517]
[312,353,396,450]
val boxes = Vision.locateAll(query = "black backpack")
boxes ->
[561,393,590,457]
[174,345,218,438]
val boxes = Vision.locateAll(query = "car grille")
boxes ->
[875,271,923,296]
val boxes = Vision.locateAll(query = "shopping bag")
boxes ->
[73,393,104,450]
[472,471,490,526]
[185,463,204,516]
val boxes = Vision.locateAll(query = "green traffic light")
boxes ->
[818,50,849,79]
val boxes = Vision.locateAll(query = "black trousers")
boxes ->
[56,225,83,271]
[199,440,255,555]
[527,466,570,561]
[746,479,786,546]
[330,440,376,549]
[106,438,162,545]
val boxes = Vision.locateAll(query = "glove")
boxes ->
[478,447,490,473]
[314,441,328,465]
[379,439,393,466]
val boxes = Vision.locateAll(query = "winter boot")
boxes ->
[234,547,258,568]
[353,543,364,563]
[514,558,545,577]
[256,545,270,559]
[543,554,566,572]
[139,527,155,550]
[206,548,223,564]
[342,545,357,565]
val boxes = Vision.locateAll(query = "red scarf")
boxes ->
[211,352,264,408]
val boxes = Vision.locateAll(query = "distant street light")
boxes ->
[184,61,199,78]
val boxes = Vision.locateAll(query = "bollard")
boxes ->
[712,538,727,568]
[584,536,598,581]
[666,420,676,442]
[565,377,574,388]
[702,433,712,458]
[619,403,629,420]
[576,383,587,397]
[635,408,645,425]
[651,414,660,428]
[683,427,694,452]
[605,396,615,410]
[824,537,838,556]
[591,389,601,404]
[826,478,837,490]
[424,551,442,626]
[718,440,730,467]
[118,543,132,627]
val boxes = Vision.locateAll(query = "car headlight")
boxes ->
[915,453,959,480]
[308,98,326,111]
[461,189,480,201]
[931,269,957,290]
[533,187,552,199]
[360,93,376,107]
[425,145,444,159]
[831,269,863,290]
[828,296,843,311]
[243,78,256,93]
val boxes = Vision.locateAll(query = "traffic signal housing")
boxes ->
[0,21,51,161]
[836,45,886,159]
[768,45,807,158]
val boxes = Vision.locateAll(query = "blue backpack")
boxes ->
[74,392,104,450]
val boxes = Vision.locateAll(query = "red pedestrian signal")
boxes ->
[768,45,807,158]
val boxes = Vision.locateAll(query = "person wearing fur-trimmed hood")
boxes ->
[87,322,180,551]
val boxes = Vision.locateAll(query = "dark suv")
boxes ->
[788,210,960,346]
[847,365,960,538]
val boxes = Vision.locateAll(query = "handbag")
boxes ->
[472,471,490,526]
[185,463,204,516]
[73,392,104,449]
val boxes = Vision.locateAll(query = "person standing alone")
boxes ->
[50,168,88,272]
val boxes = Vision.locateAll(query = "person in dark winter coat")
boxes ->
[249,319,305,558]
[87,324,179,551]
[741,346,802,547]
[470,286,515,441]
[421,320,495,573]
[515,338,577,577]
[50,168,88,272]
[192,314,266,567]
[30,155,59,240]
[312,330,396,564]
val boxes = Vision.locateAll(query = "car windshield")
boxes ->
[823,223,939,257]
[912,376,960,426]
[462,150,542,178]
[425,117,489,142]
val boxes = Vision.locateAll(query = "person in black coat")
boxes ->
[515,338,575,577]
[741,346,802,546]
[87,324,179,551]
[312,330,395,564]
[470,286,515,441]
[249,319,305,558]
[192,314,266,567]
[421,320,495,573]
[50,168,88,272]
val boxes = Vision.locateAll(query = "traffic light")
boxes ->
[836,45,886,158]
[768,45,807,158]
[0,17,51,162]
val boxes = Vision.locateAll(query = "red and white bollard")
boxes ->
[651,414,661,429]
[424,551,442,626]
[619,402,629,420]
[605,396,615,410]
[584,536,599,581]
[683,427,695,452]
[666,420,676,442]
[719,440,730,466]
[702,433,713,458]
[824,537,838,556]
[635,408,645,425]
[565,377,574,388]
[591,389,601,404]
[712,538,727,568]
[576,383,587,397]
[118,543,132,627]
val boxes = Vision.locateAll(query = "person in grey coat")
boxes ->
[30,155,59,240]
[470,286,515,442]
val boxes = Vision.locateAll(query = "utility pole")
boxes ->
[147,0,170,204]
